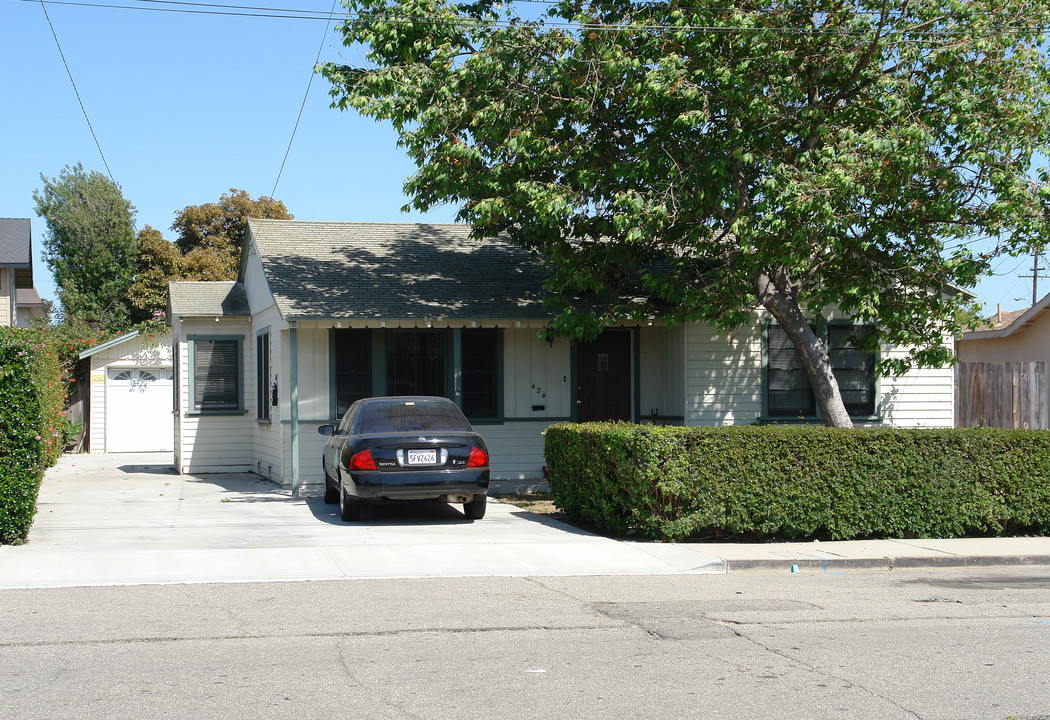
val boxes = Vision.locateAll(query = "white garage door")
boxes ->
[106,367,175,452]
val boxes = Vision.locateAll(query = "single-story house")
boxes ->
[80,330,175,452]
[955,294,1050,428]
[166,219,955,493]
[0,218,46,327]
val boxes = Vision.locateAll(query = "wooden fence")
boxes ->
[955,361,1048,429]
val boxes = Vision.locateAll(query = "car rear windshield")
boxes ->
[354,401,473,434]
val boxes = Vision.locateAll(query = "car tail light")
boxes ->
[349,449,376,471]
[467,446,488,468]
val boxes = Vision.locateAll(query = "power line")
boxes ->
[24,0,1050,37]
[39,0,118,183]
[271,0,339,197]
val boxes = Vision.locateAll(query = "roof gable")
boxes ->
[245,220,551,321]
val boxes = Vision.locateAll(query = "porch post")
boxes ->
[290,322,301,498]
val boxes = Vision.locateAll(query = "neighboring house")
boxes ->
[166,219,956,492]
[0,218,45,327]
[79,330,175,452]
[956,295,1050,428]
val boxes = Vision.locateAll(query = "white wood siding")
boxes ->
[878,345,954,427]
[243,240,277,316]
[503,329,572,418]
[684,322,764,425]
[639,324,685,421]
[251,305,285,482]
[0,269,12,327]
[174,318,254,473]
[476,421,553,478]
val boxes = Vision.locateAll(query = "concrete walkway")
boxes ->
[1,452,1048,589]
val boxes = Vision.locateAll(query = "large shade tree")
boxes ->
[33,163,139,328]
[322,0,1050,426]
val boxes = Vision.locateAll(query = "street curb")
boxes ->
[725,554,1050,573]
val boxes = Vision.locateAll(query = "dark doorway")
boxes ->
[576,330,632,422]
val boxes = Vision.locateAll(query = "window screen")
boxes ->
[193,339,240,411]
[256,332,270,420]
[387,331,444,397]
[766,324,816,418]
[828,325,876,417]
[334,329,372,418]
[766,323,877,419]
[461,329,499,418]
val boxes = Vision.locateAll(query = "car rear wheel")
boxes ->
[323,465,338,504]
[339,481,361,521]
[463,494,486,520]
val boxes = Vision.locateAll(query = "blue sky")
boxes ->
[3,0,456,307]
[1,0,1044,315]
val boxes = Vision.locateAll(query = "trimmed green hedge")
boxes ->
[544,423,1050,541]
[0,328,64,544]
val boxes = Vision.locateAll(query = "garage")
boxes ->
[105,367,174,452]
[81,330,175,453]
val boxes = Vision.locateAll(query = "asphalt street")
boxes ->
[2,453,1049,719]
[3,570,1049,719]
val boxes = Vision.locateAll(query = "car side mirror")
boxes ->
[318,424,335,437]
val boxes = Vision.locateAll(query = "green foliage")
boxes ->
[544,424,1050,541]
[324,0,1050,425]
[0,328,64,544]
[127,226,183,323]
[170,188,292,280]
[125,190,294,319]
[33,163,139,328]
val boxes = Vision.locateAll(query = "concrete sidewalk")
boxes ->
[1,452,1048,589]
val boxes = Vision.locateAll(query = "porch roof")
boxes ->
[245,220,552,321]
[168,281,250,319]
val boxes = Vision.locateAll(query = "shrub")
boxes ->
[0,328,64,544]
[543,423,1050,541]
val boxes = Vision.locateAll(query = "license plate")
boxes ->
[407,449,437,465]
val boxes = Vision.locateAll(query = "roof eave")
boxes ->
[79,330,142,360]
[961,291,1050,341]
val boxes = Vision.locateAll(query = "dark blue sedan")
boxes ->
[319,396,490,521]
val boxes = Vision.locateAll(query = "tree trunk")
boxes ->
[754,269,854,428]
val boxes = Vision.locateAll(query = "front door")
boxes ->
[576,330,632,422]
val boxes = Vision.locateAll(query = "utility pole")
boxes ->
[1019,247,1045,306]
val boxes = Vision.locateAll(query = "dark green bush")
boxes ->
[0,328,64,544]
[543,423,1050,541]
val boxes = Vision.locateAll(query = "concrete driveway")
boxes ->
[0,453,726,588]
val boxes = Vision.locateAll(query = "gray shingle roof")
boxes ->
[246,220,551,321]
[0,218,32,267]
[168,281,249,317]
